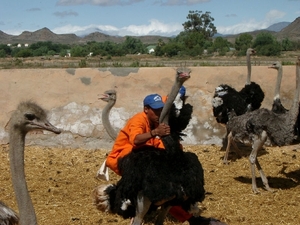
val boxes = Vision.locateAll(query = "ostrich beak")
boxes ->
[30,120,61,134]
[98,94,109,101]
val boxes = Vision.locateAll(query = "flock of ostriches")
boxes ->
[0,50,300,225]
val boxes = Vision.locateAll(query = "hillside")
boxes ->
[0,27,171,45]
[277,17,300,40]
[0,17,299,45]
[221,17,300,44]
[266,21,291,32]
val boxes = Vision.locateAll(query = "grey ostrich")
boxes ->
[269,61,288,113]
[269,61,300,140]
[99,89,118,140]
[223,61,287,161]
[8,101,61,225]
[0,201,19,225]
[96,90,118,181]
[223,56,300,193]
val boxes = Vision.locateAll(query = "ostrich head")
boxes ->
[159,68,191,125]
[246,48,256,56]
[98,89,117,103]
[268,61,282,70]
[176,68,191,86]
[10,101,61,135]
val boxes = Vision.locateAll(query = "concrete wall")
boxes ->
[0,65,297,149]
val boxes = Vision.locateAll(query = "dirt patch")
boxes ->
[1,144,300,225]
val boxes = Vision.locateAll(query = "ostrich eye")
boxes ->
[25,113,36,121]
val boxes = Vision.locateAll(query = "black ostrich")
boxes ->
[93,68,206,225]
[223,57,300,193]
[212,48,265,124]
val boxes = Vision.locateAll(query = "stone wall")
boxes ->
[0,65,297,149]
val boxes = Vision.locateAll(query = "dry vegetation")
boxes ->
[1,143,300,225]
[0,51,299,69]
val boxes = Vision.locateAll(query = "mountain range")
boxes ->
[0,17,299,45]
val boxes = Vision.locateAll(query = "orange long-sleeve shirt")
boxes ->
[106,111,165,175]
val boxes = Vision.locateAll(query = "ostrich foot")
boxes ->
[265,186,275,193]
[222,158,230,164]
[252,186,261,194]
[130,218,144,225]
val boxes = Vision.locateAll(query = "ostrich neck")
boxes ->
[289,62,300,122]
[246,54,251,85]
[9,129,37,225]
[102,100,118,140]
[159,81,182,124]
[274,67,283,100]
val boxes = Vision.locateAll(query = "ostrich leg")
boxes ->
[223,132,240,164]
[249,130,269,194]
[131,192,152,225]
[155,205,172,225]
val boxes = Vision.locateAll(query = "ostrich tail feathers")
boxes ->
[93,184,116,212]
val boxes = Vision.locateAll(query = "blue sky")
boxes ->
[1,0,300,37]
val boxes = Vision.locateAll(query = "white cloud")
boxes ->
[119,19,182,36]
[52,19,183,36]
[265,9,286,21]
[217,9,286,34]
[217,19,262,35]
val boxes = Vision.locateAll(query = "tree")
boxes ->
[161,42,184,57]
[122,36,146,54]
[252,32,281,56]
[176,31,205,50]
[213,37,230,56]
[155,39,166,56]
[0,44,12,56]
[71,45,88,57]
[281,38,293,51]
[15,49,33,58]
[0,49,6,58]
[182,10,217,40]
[235,33,253,56]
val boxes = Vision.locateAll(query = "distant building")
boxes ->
[147,45,156,54]
[65,50,71,57]
[24,43,29,47]
[17,44,22,48]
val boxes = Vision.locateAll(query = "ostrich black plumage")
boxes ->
[93,68,206,225]
[212,48,265,124]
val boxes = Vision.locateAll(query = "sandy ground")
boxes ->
[1,143,300,225]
